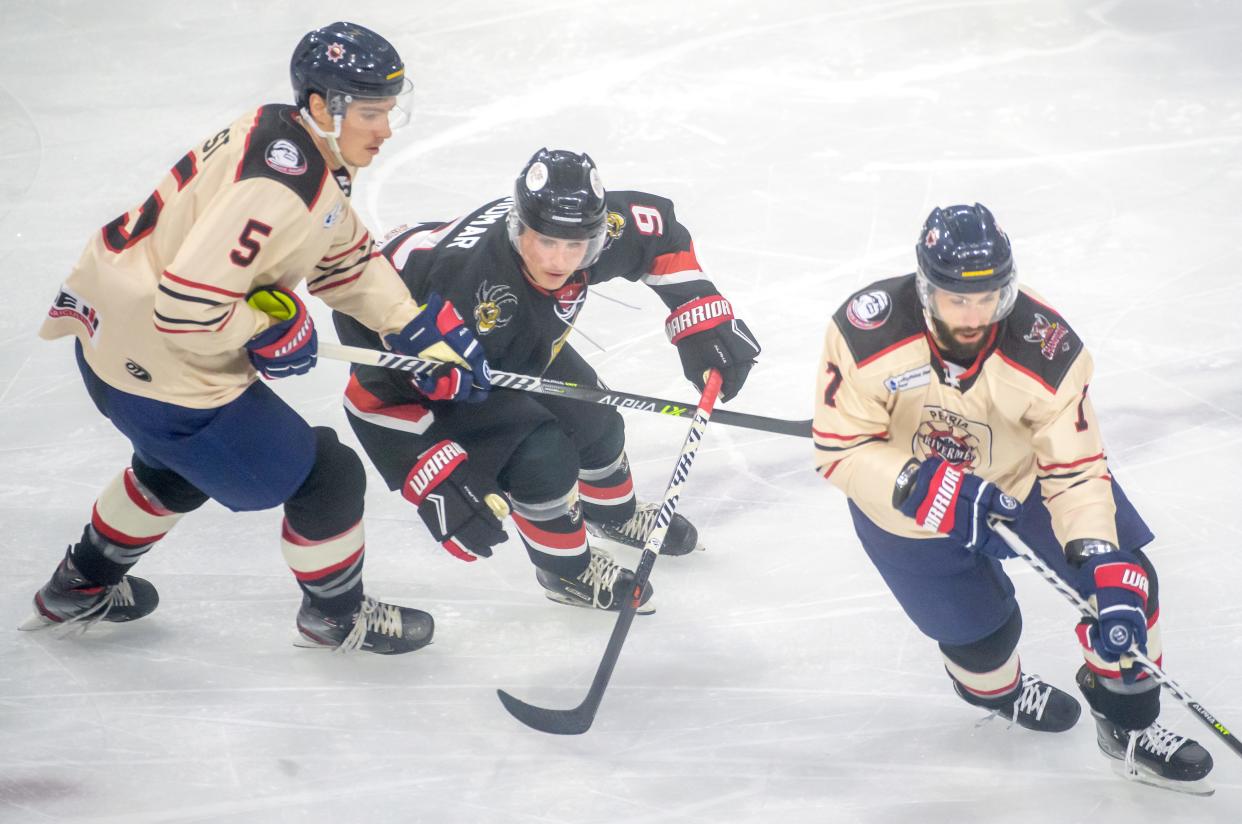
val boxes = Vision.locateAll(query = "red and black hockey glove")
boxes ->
[665,294,761,402]
[245,287,317,379]
[894,457,1021,558]
[1069,539,1149,671]
[384,293,491,402]
[402,440,509,562]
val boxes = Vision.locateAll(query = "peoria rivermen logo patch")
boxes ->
[846,290,892,330]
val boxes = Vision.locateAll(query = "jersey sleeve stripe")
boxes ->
[157,284,223,307]
[153,309,232,327]
[307,271,365,295]
[162,270,246,299]
[813,427,888,441]
[320,232,371,264]
[1037,452,1105,471]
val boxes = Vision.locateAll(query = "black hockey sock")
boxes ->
[1077,663,1160,730]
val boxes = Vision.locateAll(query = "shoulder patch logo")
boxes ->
[265,139,307,176]
[846,290,892,330]
[474,280,518,335]
[1023,312,1072,360]
[323,202,343,229]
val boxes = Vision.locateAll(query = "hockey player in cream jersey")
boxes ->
[25,22,489,654]
[814,203,1214,793]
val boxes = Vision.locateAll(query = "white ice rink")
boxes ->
[2,1,1241,821]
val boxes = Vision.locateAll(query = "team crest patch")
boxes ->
[606,211,625,239]
[1024,312,1071,360]
[265,139,307,175]
[47,286,100,338]
[914,407,993,470]
[474,281,518,335]
[846,290,892,330]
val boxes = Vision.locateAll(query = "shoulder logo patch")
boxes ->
[846,290,892,330]
[1023,312,1072,360]
[265,139,306,176]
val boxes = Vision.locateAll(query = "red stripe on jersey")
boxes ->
[579,476,635,501]
[1037,453,1105,471]
[813,428,888,441]
[994,350,1057,395]
[122,469,174,517]
[856,333,925,368]
[321,232,371,264]
[91,504,164,547]
[307,167,329,212]
[307,270,364,294]
[344,375,432,425]
[172,151,198,191]
[647,246,702,277]
[510,512,587,550]
[162,270,246,298]
[234,110,263,182]
[818,461,840,479]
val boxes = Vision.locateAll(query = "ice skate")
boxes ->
[1089,711,1214,795]
[294,594,434,655]
[586,502,703,557]
[955,672,1081,733]
[18,549,158,631]
[536,546,655,614]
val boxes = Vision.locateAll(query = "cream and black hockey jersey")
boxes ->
[39,104,421,408]
[814,273,1117,549]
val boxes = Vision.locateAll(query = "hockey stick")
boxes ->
[495,370,725,735]
[992,521,1242,760]
[319,341,809,438]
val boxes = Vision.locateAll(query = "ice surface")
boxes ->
[1,1,1239,821]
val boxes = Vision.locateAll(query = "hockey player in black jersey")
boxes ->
[333,148,761,612]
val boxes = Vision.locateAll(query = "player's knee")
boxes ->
[502,421,579,503]
[577,409,626,470]
[939,606,1023,673]
[284,427,366,540]
[131,456,208,514]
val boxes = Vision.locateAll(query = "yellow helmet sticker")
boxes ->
[961,268,994,278]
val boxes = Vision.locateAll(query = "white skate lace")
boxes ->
[1123,723,1186,777]
[335,597,403,654]
[1013,673,1052,722]
[606,504,658,544]
[579,549,624,609]
[57,580,137,636]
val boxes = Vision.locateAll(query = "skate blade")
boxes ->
[17,612,56,631]
[1108,759,1215,796]
[542,591,656,615]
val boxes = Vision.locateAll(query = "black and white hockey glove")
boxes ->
[402,440,509,562]
[665,295,761,402]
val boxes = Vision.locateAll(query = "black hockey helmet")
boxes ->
[290,22,412,123]
[915,203,1017,322]
[507,148,609,268]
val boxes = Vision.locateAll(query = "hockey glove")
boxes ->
[1069,540,1149,671]
[384,294,491,402]
[894,457,1021,558]
[245,287,317,379]
[402,440,509,562]
[665,294,761,402]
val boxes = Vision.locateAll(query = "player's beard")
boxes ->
[930,315,992,362]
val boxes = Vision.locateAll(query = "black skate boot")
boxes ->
[535,546,655,614]
[294,595,434,655]
[18,548,158,631]
[1077,664,1214,794]
[586,503,703,557]
[954,672,1081,732]
[1089,713,1214,795]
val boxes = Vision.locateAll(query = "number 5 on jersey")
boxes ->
[231,219,272,267]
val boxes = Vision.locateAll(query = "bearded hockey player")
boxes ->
[813,203,1213,793]
[333,148,761,613]
[24,22,490,654]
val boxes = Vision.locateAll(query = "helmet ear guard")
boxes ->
[915,203,1017,324]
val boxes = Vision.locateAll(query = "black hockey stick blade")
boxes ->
[495,689,598,736]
